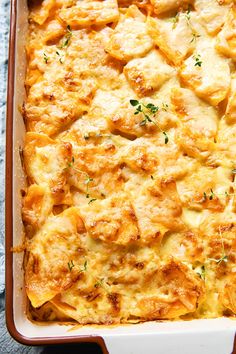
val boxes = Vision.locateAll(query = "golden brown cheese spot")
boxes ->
[150,0,193,15]
[225,76,236,124]
[171,87,218,161]
[120,139,159,173]
[124,50,174,97]
[65,28,122,90]
[25,28,121,136]
[59,0,119,27]
[136,259,205,319]
[216,6,236,60]
[29,0,62,25]
[176,126,216,163]
[50,257,204,323]
[22,184,53,237]
[201,219,236,263]
[149,144,197,181]
[220,279,236,314]
[195,0,232,35]
[25,0,236,324]
[133,177,184,244]
[24,78,92,136]
[171,87,218,137]
[89,84,159,138]
[24,132,72,204]
[217,119,236,163]
[147,14,195,66]
[160,230,204,264]
[25,207,85,308]
[32,19,66,47]
[79,194,140,245]
[105,6,153,62]
[180,45,231,106]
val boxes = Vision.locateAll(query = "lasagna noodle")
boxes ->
[23,0,236,324]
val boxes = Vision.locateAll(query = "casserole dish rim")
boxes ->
[4,1,236,352]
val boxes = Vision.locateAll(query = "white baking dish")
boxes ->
[5,1,236,353]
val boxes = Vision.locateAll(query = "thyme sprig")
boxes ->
[94,278,105,289]
[94,278,110,293]
[60,25,72,48]
[202,189,234,201]
[172,8,200,43]
[81,260,88,272]
[185,8,191,22]
[56,50,63,64]
[68,260,74,272]
[208,229,228,265]
[190,32,201,43]
[67,157,97,204]
[130,99,169,144]
[196,265,205,280]
[43,52,49,64]
[184,8,201,43]
[68,260,88,272]
[162,103,169,112]
[171,12,179,29]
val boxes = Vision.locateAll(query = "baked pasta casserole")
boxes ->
[22,0,236,324]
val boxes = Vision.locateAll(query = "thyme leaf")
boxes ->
[67,157,96,204]
[56,50,63,64]
[190,32,201,43]
[94,278,104,288]
[60,25,72,48]
[43,52,49,63]
[171,12,179,29]
[196,265,206,280]
[194,54,202,67]
[82,260,88,272]
[68,260,74,272]
[208,228,228,265]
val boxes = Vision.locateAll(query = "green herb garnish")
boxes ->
[208,254,228,265]
[88,198,97,204]
[84,133,90,140]
[162,103,169,112]
[56,50,63,64]
[209,188,214,200]
[190,32,201,43]
[130,99,169,144]
[194,54,202,67]
[68,260,74,272]
[94,278,104,288]
[43,52,49,64]
[208,229,228,265]
[185,8,191,22]
[171,12,179,29]
[196,265,206,280]
[82,260,88,272]
[60,25,72,48]
[67,157,96,204]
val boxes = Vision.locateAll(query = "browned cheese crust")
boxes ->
[22,0,236,323]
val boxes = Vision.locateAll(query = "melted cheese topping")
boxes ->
[23,0,236,324]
